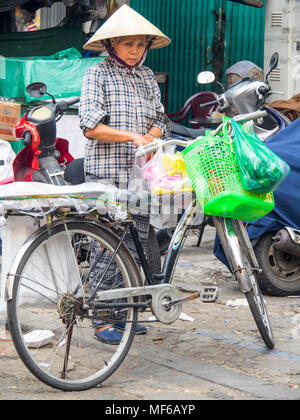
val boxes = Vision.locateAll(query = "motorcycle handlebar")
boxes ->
[135,137,193,157]
[233,109,268,122]
[199,99,219,109]
[56,97,80,112]
[65,97,80,106]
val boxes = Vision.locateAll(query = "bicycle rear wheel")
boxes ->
[7,220,141,391]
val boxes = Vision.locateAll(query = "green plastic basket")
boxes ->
[181,134,274,221]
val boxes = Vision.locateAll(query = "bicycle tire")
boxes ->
[237,229,275,349]
[7,220,141,391]
[245,287,274,350]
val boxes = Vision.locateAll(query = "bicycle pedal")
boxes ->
[199,286,219,302]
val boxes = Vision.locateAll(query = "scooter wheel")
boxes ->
[254,232,300,296]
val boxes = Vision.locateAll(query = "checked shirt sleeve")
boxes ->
[79,66,108,133]
[152,76,170,138]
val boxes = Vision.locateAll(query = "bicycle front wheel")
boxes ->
[213,217,274,349]
[7,220,141,391]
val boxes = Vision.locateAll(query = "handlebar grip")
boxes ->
[233,110,268,123]
[57,97,80,112]
[199,100,218,109]
[66,97,80,106]
[135,140,159,157]
[23,131,32,147]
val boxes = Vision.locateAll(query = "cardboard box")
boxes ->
[0,101,21,141]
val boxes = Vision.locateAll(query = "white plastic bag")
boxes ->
[129,142,201,229]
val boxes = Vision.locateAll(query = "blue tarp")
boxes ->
[214,118,300,268]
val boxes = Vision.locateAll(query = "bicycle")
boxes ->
[4,110,274,391]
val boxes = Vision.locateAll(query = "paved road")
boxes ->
[1,227,300,401]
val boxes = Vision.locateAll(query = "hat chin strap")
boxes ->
[102,38,154,69]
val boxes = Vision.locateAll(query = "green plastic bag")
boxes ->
[231,119,290,193]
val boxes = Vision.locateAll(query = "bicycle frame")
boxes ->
[96,203,258,303]
[128,206,258,293]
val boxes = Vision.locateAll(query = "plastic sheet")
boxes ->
[0,181,128,222]
[0,48,105,101]
[0,181,127,311]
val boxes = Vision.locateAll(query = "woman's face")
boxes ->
[111,35,148,66]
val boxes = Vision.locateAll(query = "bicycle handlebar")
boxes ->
[135,138,193,158]
[135,109,268,157]
[209,110,268,137]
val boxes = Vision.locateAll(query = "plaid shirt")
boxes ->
[79,57,170,187]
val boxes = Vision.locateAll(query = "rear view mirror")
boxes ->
[26,82,47,98]
[269,52,279,72]
[265,52,279,83]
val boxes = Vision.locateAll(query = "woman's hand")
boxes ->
[85,124,159,153]
[131,133,154,148]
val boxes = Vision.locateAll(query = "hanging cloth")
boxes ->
[15,115,41,170]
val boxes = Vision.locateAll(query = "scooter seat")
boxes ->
[170,122,205,139]
[64,158,85,185]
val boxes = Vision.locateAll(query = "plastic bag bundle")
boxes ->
[141,143,193,195]
[231,119,290,193]
[128,141,199,228]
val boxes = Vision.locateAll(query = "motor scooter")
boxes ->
[0,82,78,186]
[157,53,292,256]
[197,52,290,140]
[198,53,300,296]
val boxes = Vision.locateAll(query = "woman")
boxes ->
[79,5,170,344]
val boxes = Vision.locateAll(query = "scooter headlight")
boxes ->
[30,106,53,121]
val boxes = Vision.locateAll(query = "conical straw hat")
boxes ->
[83,4,171,51]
